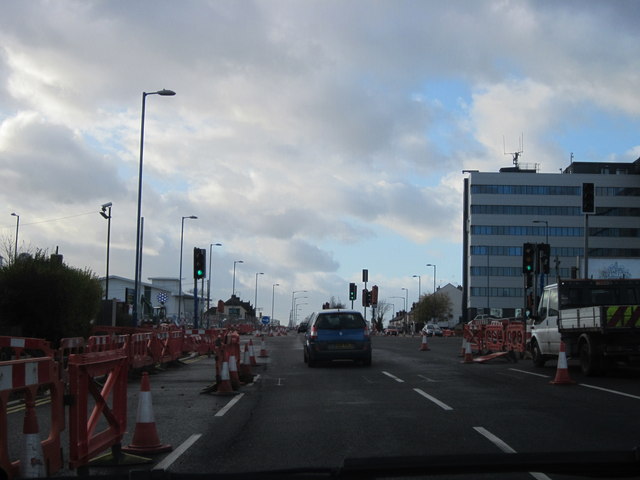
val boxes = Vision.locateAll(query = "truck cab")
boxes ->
[530,283,561,366]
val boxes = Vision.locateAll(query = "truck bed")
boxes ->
[559,305,640,332]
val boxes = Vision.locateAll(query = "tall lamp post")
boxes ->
[133,88,175,326]
[254,272,264,316]
[426,263,437,294]
[271,283,279,322]
[401,287,409,332]
[232,260,243,296]
[291,290,307,327]
[178,215,197,321]
[207,242,222,312]
[99,203,112,300]
[412,274,421,301]
[10,213,19,261]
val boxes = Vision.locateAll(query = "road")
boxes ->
[10,333,640,479]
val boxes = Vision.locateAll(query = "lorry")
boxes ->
[529,278,640,375]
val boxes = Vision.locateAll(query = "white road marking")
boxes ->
[152,433,202,471]
[474,427,552,480]
[417,374,437,382]
[381,371,405,383]
[413,388,453,410]
[508,368,550,378]
[579,383,640,401]
[215,393,245,417]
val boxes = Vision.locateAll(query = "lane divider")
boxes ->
[474,427,552,480]
[413,388,453,411]
[381,371,405,383]
[152,434,202,472]
[215,393,245,417]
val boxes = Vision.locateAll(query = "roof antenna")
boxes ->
[503,134,524,168]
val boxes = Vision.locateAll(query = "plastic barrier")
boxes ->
[505,323,526,353]
[67,349,129,469]
[484,322,504,352]
[129,332,155,370]
[0,357,64,480]
[86,335,113,353]
[0,336,55,360]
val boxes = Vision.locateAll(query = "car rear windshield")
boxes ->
[315,313,365,330]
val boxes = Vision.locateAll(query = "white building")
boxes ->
[463,158,640,321]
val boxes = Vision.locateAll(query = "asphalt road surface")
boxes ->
[10,333,640,479]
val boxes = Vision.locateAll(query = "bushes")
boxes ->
[0,252,102,346]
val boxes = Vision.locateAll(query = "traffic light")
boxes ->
[522,243,535,274]
[349,282,357,301]
[362,289,371,307]
[582,182,595,214]
[193,247,206,279]
[538,243,550,274]
[371,285,379,305]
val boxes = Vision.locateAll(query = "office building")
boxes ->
[462,158,640,321]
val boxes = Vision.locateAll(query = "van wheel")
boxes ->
[579,335,603,376]
[531,339,546,367]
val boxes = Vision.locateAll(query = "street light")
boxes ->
[412,274,421,300]
[291,290,307,328]
[296,303,308,324]
[254,272,264,314]
[178,215,197,321]
[99,203,112,300]
[10,213,19,261]
[401,287,409,332]
[133,88,176,326]
[207,242,223,312]
[232,260,243,296]
[271,283,279,322]
[426,263,437,294]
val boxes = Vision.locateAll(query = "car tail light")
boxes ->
[309,325,318,339]
[364,324,370,338]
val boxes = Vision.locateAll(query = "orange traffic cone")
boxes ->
[122,373,172,454]
[228,352,242,390]
[248,339,258,366]
[258,336,269,358]
[214,356,235,395]
[461,339,474,364]
[419,333,430,351]
[550,341,575,385]
[20,399,46,478]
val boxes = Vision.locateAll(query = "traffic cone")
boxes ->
[258,336,269,358]
[248,339,258,366]
[228,352,242,390]
[419,333,430,351]
[461,339,474,364]
[20,399,46,478]
[550,341,575,385]
[239,344,253,383]
[122,373,172,454]
[214,356,235,395]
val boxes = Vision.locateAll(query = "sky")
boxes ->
[1,0,639,325]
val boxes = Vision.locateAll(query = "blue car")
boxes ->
[303,309,372,367]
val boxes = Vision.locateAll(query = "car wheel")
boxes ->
[307,354,316,368]
[531,339,546,367]
[363,353,372,366]
[303,347,308,363]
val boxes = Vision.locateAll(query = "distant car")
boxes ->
[384,327,399,336]
[297,322,308,333]
[423,324,443,337]
[303,309,372,367]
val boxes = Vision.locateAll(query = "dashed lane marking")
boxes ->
[152,433,202,471]
[215,393,245,417]
[508,368,550,378]
[413,388,453,411]
[579,383,640,401]
[474,427,552,480]
[381,371,405,383]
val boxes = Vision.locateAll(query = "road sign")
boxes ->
[261,316,271,325]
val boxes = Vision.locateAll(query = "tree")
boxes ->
[0,250,102,345]
[372,301,391,333]
[412,292,452,328]
[328,296,346,309]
